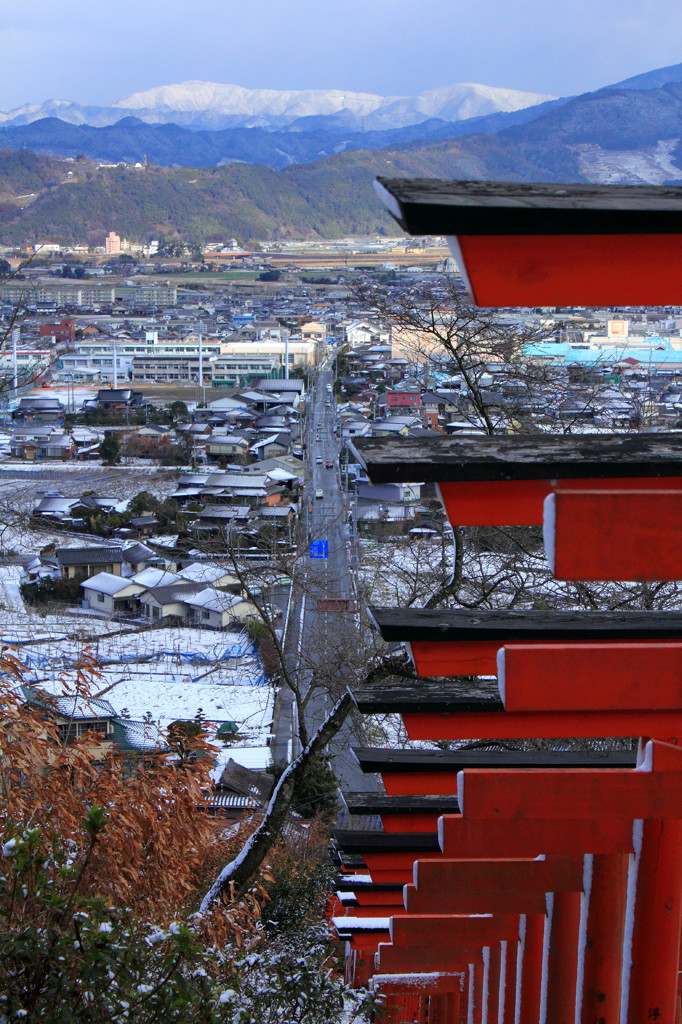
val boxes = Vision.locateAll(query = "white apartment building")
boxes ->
[215,339,319,371]
[59,336,225,383]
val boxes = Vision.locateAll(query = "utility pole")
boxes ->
[198,321,204,390]
[11,327,18,394]
[112,337,118,390]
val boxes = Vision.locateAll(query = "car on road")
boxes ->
[315,488,324,499]
[325,460,333,469]
[316,456,322,464]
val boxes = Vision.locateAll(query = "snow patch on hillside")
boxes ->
[572,138,682,184]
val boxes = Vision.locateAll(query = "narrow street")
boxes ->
[276,362,379,796]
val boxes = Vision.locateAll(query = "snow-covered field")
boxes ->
[0,566,274,753]
[0,465,180,555]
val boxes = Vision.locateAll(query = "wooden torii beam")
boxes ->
[351,745,637,796]
[351,433,682,525]
[369,606,682,676]
[497,641,682,712]
[544,488,682,581]
[354,677,682,741]
[345,793,459,833]
[373,178,682,307]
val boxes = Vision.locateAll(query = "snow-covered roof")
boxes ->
[80,572,142,596]
[227,746,272,770]
[264,467,297,482]
[26,687,116,721]
[181,588,243,613]
[177,562,235,584]
[131,567,181,589]
[141,582,204,605]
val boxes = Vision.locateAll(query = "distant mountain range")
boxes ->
[1,65,681,172]
[0,80,554,133]
[2,63,682,245]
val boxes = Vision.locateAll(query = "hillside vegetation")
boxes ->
[2,81,682,244]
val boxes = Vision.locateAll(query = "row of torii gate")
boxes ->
[330,180,682,1024]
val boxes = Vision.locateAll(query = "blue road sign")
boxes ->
[309,540,329,559]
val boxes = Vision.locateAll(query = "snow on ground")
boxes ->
[0,464,180,555]
[0,564,27,613]
[22,385,99,407]
[359,535,453,606]
[0,589,273,748]
[95,674,273,738]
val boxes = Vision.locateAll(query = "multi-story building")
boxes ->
[105,232,121,255]
[0,284,177,308]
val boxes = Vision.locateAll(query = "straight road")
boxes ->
[278,363,379,795]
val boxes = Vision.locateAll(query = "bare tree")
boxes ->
[354,272,654,436]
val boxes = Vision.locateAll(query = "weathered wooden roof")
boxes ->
[334,877,404,893]
[369,607,682,643]
[334,830,441,854]
[352,746,637,772]
[345,793,461,815]
[374,178,682,236]
[351,433,682,485]
[353,679,503,714]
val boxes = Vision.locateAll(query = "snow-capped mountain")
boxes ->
[0,80,555,132]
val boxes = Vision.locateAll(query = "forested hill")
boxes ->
[2,80,682,245]
[0,137,590,246]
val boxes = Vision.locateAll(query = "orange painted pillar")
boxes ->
[579,853,628,1024]
[626,819,682,1024]
[546,890,581,1024]
[485,945,501,1024]
[502,940,518,1024]
[472,957,484,1024]
[518,913,545,1024]
[444,988,461,1024]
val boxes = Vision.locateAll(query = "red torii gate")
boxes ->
[331,181,682,1024]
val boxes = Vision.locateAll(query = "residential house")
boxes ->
[23,687,160,756]
[206,434,251,460]
[176,561,240,590]
[121,543,156,572]
[125,516,159,539]
[139,582,204,621]
[57,546,125,579]
[182,589,259,630]
[385,390,422,412]
[91,388,144,409]
[420,389,460,428]
[80,572,145,614]
[13,398,64,423]
[250,434,289,460]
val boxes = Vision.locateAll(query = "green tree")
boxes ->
[168,400,189,423]
[100,431,120,465]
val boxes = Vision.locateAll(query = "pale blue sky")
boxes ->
[2,0,682,110]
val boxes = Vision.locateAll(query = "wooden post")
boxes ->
[546,890,581,1024]
[518,913,545,1024]
[625,819,682,1024]
[486,945,501,1024]
[579,853,628,1024]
